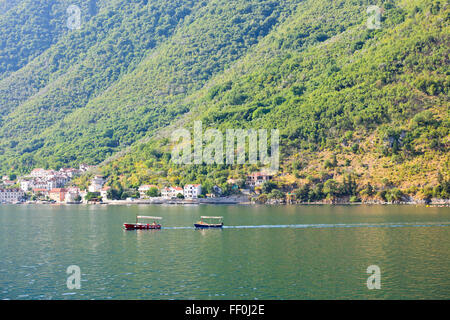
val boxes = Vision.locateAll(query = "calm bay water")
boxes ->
[0,204,449,300]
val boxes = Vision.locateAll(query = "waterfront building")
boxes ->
[65,187,81,203]
[48,188,67,203]
[183,184,202,199]
[161,186,184,199]
[0,188,25,203]
[100,186,111,200]
[79,190,88,203]
[246,172,273,188]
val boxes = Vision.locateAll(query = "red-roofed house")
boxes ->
[32,188,49,197]
[161,186,184,199]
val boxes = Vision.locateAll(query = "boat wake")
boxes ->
[162,222,450,230]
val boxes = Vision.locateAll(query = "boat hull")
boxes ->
[194,223,223,229]
[123,223,161,230]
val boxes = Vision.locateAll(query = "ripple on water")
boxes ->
[1,205,449,299]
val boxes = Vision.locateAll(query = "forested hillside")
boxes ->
[0,0,448,202]
[0,0,102,78]
[0,0,300,170]
[99,0,449,202]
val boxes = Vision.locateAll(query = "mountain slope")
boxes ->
[0,0,102,79]
[98,0,449,200]
[0,0,301,172]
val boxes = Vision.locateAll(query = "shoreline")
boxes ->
[14,197,450,207]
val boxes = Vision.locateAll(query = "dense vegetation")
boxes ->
[1,0,449,202]
[0,0,100,78]
[0,0,300,171]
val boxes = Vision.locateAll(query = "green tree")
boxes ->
[146,187,160,197]
[261,181,277,194]
[323,179,339,199]
[85,192,101,201]
[295,184,310,202]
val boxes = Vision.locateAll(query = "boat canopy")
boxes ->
[201,216,223,219]
[137,216,162,220]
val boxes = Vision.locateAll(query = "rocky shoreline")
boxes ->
[257,197,450,206]
[19,196,450,206]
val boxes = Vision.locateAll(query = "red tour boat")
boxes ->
[123,216,162,230]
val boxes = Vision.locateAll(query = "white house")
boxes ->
[79,190,88,203]
[65,187,81,203]
[59,168,80,178]
[1,176,15,186]
[19,169,70,191]
[0,188,25,203]
[161,186,184,199]
[2,180,15,186]
[48,176,69,189]
[79,164,94,172]
[183,184,202,199]
[100,186,111,201]
[19,179,32,191]
[88,175,105,192]
[29,168,52,178]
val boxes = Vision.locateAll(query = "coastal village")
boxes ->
[0,166,277,205]
[1,166,448,205]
